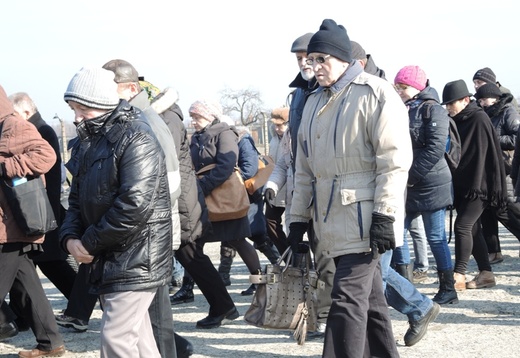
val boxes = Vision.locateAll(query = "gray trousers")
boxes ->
[100,288,160,358]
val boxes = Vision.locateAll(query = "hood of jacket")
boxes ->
[151,87,179,115]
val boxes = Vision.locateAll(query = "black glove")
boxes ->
[369,213,396,259]
[287,222,308,253]
[264,188,275,207]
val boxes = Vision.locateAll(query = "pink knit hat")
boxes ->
[394,66,427,91]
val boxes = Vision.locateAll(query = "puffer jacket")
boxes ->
[483,94,520,197]
[291,62,412,259]
[405,87,453,212]
[60,100,172,294]
[483,93,520,151]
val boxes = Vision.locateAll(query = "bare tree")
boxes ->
[220,87,265,126]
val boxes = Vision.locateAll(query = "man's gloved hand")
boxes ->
[369,212,396,259]
[264,188,275,207]
[287,221,308,253]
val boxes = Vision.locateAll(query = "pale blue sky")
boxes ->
[1,0,518,126]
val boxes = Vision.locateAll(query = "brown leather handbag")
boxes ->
[244,246,319,345]
[244,155,275,195]
[196,163,249,222]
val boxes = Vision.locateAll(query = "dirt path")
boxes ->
[2,227,520,357]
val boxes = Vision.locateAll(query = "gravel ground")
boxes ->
[1,224,520,358]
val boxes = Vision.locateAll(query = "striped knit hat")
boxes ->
[64,67,120,110]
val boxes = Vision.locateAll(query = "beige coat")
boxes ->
[290,70,412,259]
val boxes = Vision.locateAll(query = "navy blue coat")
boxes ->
[405,87,453,212]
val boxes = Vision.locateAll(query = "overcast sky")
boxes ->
[1,0,518,126]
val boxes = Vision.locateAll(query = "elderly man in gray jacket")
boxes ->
[288,19,412,357]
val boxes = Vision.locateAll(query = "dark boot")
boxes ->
[174,332,194,358]
[404,302,440,346]
[395,264,413,282]
[433,270,459,305]
[170,277,195,305]
[218,246,236,286]
[256,240,281,264]
[241,284,257,296]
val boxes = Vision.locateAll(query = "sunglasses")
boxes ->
[305,55,331,66]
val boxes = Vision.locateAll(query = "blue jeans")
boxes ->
[394,209,453,271]
[391,216,427,268]
[409,216,429,271]
[381,250,432,322]
[171,256,184,284]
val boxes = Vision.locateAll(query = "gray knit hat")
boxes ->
[64,67,120,110]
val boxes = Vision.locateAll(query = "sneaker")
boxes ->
[55,314,88,332]
[412,270,428,284]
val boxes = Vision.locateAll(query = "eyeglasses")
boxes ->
[305,55,331,66]
[394,84,410,92]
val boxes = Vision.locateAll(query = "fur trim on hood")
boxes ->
[151,87,179,115]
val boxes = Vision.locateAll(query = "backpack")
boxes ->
[420,100,461,173]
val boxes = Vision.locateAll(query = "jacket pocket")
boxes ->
[340,187,374,240]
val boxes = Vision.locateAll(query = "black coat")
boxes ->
[29,112,67,263]
[60,101,172,294]
[405,88,453,212]
[190,121,250,242]
[452,101,507,207]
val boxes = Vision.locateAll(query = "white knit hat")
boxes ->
[64,67,120,110]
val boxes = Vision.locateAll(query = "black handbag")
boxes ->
[1,175,58,236]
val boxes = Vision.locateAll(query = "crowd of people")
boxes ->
[1,17,519,358]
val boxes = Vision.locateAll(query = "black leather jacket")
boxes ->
[60,100,172,294]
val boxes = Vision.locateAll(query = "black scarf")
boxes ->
[452,101,507,207]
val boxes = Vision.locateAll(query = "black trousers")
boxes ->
[264,204,287,255]
[36,259,77,299]
[64,263,99,322]
[0,244,63,351]
[323,253,398,358]
[454,197,491,274]
[482,204,520,254]
[2,258,77,329]
[175,240,235,317]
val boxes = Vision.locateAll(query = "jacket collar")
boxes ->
[289,72,318,91]
[327,60,364,94]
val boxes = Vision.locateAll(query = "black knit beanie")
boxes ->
[307,19,352,63]
[473,67,496,84]
[475,83,502,100]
